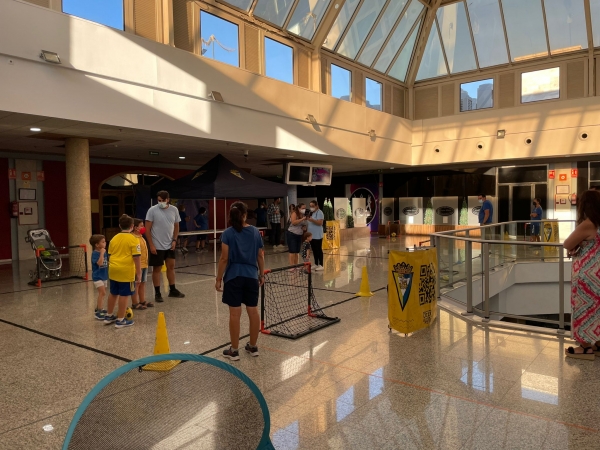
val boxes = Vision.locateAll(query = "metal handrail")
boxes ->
[432,220,572,335]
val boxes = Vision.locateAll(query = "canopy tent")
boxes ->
[151,154,287,261]
[151,154,288,199]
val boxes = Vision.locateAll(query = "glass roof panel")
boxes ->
[501,0,548,62]
[436,2,477,74]
[357,0,409,67]
[287,0,332,40]
[253,0,296,27]
[219,0,253,11]
[337,0,387,60]
[593,0,600,47]
[323,0,361,50]
[416,23,448,81]
[374,0,423,73]
[466,0,508,67]
[388,21,420,82]
[543,0,588,54]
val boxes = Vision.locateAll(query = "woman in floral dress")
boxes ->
[563,190,600,360]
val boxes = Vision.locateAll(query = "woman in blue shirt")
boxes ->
[215,202,265,361]
[530,198,543,242]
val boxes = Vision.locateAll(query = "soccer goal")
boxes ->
[261,263,340,339]
[28,244,88,287]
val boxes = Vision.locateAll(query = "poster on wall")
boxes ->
[334,198,349,229]
[352,197,367,227]
[432,197,458,225]
[381,198,394,224]
[350,184,379,231]
[398,198,423,225]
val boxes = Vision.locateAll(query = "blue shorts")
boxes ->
[222,277,259,308]
[532,223,541,235]
[286,231,302,253]
[110,280,135,296]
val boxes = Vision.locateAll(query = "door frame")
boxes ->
[498,182,547,221]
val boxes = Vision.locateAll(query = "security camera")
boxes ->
[244,150,249,157]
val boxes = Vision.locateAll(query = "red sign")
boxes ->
[379,182,383,188]
[559,174,568,182]
[21,171,31,181]
[548,170,555,180]
[36,171,45,182]
[571,169,578,178]
[8,169,16,179]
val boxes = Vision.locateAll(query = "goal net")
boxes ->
[28,245,88,287]
[261,263,340,339]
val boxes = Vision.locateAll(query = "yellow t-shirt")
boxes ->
[108,232,141,282]
[135,235,149,269]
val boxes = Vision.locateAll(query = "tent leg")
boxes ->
[213,197,217,264]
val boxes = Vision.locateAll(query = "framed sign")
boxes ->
[556,185,569,194]
[18,188,36,200]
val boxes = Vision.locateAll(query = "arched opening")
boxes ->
[98,172,173,241]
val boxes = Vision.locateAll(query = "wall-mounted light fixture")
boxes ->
[368,130,376,138]
[306,114,317,124]
[39,50,61,64]
[497,129,506,139]
[209,91,224,102]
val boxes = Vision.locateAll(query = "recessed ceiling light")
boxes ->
[390,167,395,170]
[179,156,186,160]
[30,127,41,132]
[285,155,294,158]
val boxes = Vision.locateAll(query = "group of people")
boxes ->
[177,204,209,253]
[90,190,185,328]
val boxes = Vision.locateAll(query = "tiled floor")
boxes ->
[0,236,598,449]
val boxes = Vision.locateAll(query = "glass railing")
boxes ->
[431,220,576,333]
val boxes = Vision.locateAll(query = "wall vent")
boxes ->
[297,49,310,89]
[414,87,439,120]
[567,60,585,99]
[392,87,405,118]
[244,25,260,74]
[173,0,193,52]
[498,73,515,108]
[134,0,157,41]
[440,83,455,116]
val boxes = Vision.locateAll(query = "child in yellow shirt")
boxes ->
[105,215,141,328]
[131,219,153,309]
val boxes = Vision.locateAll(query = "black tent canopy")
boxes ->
[151,154,287,262]
[151,154,288,198]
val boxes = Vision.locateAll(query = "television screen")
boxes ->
[311,167,331,184]
[288,165,311,183]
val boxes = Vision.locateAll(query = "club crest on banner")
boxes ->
[392,262,414,311]
[335,208,346,220]
[230,170,244,180]
[192,170,207,180]
[543,222,553,241]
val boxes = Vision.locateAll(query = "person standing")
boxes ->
[215,202,265,361]
[307,200,325,271]
[478,194,494,239]
[529,198,543,242]
[286,203,306,267]
[268,198,282,248]
[563,190,600,360]
[145,190,185,301]
[194,207,209,253]
[178,204,190,254]
[254,202,267,228]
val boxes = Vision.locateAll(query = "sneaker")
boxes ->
[103,315,117,324]
[196,248,202,253]
[245,343,259,357]
[181,247,189,254]
[94,309,107,320]
[314,265,324,271]
[155,292,164,303]
[222,347,240,361]
[115,318,134,328]
[168,289,185,298]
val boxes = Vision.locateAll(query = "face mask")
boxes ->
[310,207,316,212]
[158,201,168,209]
[299,209,306,214]
[478,200,483,204]
[139,227,146,235]
[532,202,537,206]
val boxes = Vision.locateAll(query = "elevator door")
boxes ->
[512,186,532,222]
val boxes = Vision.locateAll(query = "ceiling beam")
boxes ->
[405,0,442,86]
[312,0,347,49]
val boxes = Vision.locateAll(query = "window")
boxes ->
[287,0,332,40]
[365,78,382,111]
[200,12,239,67]
[331,64,352,101]
[501,0,548,62]
[265,38,294,84]
[465,0,508,68]
[436,2,477,74]
[460,79,494,112]
[543,0,588,54]
[592,0,600,47]
[254,0,296,27]
[219,0,253,11]
[521,67,560,103]
[62,0,124,30]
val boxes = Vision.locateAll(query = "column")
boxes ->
[65,138,92,266]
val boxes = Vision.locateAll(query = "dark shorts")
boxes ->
[110,280,135,296]
[532,223,541,235]
[222,277,259,308]
[287,231,302,253]
[148,249,176,267]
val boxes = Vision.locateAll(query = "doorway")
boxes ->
[498,183,547,235]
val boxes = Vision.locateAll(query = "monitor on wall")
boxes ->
[286,163,332,186]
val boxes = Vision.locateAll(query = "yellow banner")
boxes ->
[388,249,438,334]
[322,220,341,250]
[542,220,560,258]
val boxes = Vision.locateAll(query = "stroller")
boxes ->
[26,229,62,281]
